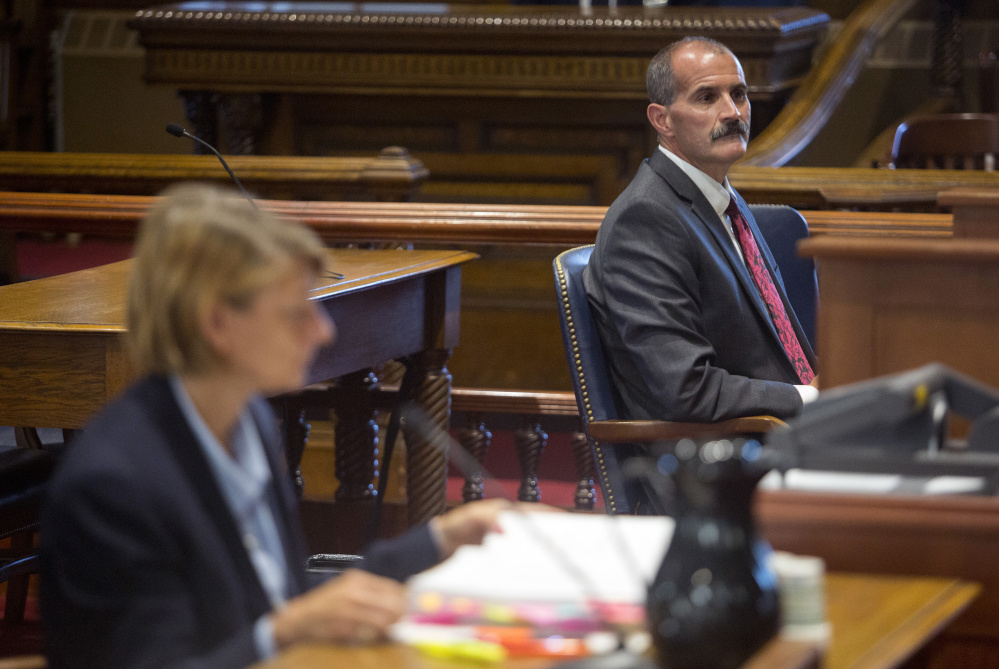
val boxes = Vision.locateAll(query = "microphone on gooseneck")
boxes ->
[165,123,258,210]
[164,123,346,281]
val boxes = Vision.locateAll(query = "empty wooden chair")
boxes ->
[889,113,999,171]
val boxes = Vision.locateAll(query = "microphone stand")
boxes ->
[164,122,345,281]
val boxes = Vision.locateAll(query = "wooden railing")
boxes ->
[729,166,999,213]
[0,147,429,202]
[741,0,919,167]
[0,191,955,242]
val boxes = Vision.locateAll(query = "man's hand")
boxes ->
[271,568,406,649]
[809,375,820,389]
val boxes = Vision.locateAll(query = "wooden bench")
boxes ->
[0,147,428,202]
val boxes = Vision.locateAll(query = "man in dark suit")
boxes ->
[584,37,818,424]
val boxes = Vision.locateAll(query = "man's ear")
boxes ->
[647,103,672,139]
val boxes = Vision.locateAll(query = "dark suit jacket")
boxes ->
[583,150,817,422]
[41,375,440,669]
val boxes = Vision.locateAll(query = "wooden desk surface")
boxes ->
[253,574,977,669]
[0,247,476,428]
[0,247,474,332]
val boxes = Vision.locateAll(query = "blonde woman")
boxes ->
[41,184,507,668]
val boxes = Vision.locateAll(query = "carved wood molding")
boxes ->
[740,0,919,167]
[131,4,827,97]
[131,4,826,41]
[147,51,652,97]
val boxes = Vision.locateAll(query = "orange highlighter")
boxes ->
[476,626,590,658]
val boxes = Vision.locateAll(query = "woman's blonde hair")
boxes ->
[126,182,327,376]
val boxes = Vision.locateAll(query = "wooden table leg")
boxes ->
[402,348,452,528]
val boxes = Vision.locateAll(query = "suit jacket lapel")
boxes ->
[647,152,784,350]
[138,376,275,617]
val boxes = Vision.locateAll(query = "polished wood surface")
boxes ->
[0,148,429,201]
[0,247,471,427]
[251,574,977,669]
[0,191,956,243]
[129,3,827,205]
[759,492,999,668]
[729,166,999,213]
[256,641,820,669]
[587,415,786,444]
[938,187,999,238]
[759,492,999,645]
[798,235,999,392]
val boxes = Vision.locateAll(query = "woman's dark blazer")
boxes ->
[41,375,440,669]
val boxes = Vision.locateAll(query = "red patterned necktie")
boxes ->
[726,198,815,384]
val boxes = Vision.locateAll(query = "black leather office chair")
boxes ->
[553,204,812,514]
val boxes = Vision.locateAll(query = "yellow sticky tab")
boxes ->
[914,384,928,409]
[482,603,517,624]
[415,640,508,664]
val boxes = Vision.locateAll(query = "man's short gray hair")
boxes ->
[647,36,734,106]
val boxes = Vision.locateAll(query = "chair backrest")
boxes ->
[553,245,633,514]
[750,204,818,351]
[891,113,999,170]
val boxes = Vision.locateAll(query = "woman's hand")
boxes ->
[271,568,407,648]
[429,498,513,559]
[429,499,563,559]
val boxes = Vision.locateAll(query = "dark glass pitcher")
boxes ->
[645,437,780,669]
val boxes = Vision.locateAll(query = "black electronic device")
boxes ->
[766,363,999,487]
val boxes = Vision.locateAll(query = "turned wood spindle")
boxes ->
[570,430,596,511]
[457,418,491,503]
[514,420,547,503]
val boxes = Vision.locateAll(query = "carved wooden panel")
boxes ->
[132,3,828,206]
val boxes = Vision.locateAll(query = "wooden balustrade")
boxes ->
[451,388,596,511]
[284,381,593,511]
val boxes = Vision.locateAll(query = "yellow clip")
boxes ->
[913,384,929,410]
[415,640,508,664]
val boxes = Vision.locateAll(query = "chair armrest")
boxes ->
[586,416,787,443]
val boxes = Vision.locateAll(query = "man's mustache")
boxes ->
[710,119,750,141]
